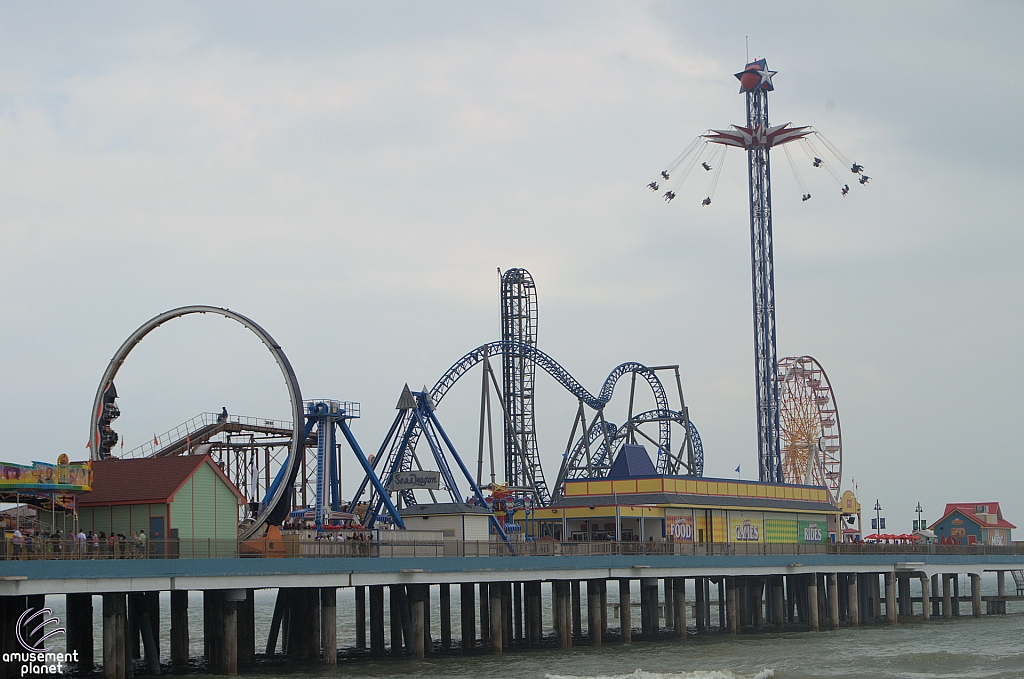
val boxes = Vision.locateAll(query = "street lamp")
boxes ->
[915,502,924,531]
[874,499,882,537]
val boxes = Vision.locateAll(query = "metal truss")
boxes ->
[500,269,545,505]
[745,86,784,483]
[551,409,704,501]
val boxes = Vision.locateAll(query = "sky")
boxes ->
[1,2,1022,531]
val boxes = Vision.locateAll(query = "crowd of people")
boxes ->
[4,527,150,560]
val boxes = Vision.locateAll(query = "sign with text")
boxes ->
[799,520,824,543]
[391,471,441,490]
[729,515,762,542]
[669,515,694,542]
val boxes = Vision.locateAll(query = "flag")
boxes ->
[735,464,740,474]
[153,434,159,447]
[186,433,191,452]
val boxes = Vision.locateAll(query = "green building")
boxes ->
[77,455,244,548]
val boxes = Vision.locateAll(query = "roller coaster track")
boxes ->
[551,409,704,501]
[360,340,692,511]
[88,306,305,542]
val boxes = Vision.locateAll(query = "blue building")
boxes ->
[930,502,1015,546]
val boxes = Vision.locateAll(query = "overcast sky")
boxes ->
[2,2,1021,530]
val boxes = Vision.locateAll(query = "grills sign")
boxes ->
[391,471,440,490]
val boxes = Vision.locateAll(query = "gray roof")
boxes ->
[398,503,493,516]
[551,492,838,513]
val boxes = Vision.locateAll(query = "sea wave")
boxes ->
[546,669,774,679]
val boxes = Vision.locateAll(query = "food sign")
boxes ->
[669,515,694,542]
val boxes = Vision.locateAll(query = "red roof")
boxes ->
[79,455,244,507]
[931,502,1016,530]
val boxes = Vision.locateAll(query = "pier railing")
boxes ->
[2,537,1024,561]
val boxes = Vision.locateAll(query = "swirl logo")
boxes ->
[16,608,65,653]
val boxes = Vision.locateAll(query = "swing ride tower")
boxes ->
[704,60,810,484]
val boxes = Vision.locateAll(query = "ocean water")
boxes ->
[44,574,1024,678]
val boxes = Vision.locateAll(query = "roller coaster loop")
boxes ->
[88,305,305,541]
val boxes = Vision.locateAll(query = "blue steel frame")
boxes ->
[301,400,404,532]
[349,390,510,543]
[745,81,783,484]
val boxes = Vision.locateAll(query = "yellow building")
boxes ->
[519,473,839,544]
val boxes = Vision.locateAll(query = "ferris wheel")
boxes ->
[777,356,842,503]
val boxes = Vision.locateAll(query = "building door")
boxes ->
[150,516,165,556]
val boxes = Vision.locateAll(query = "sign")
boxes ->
[0,460,92,492]
[391,471,440,490]
[669,515,694,542]
[729,516,761,542]
[799,520,824,543]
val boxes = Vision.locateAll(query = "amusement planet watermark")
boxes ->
[3,607,74,676]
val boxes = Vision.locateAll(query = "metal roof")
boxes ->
[398,503,493,516]
[551,492,838,513]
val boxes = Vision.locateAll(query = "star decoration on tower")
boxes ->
[756,67,776,88]
[735,58,776,93]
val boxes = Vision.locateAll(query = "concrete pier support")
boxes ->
[885,574,897,625]
[488,583,503,654]
[355,587,366,650]
[726,578,738,634]
[772,578,785,630]
[513,582,523,643]
[738,578,748,629]
[587,580,602,645]
[103,594,127,679]
[460,583,476,653]
[440,584,452,651]
[752,578,764,630]
[571,581,582,639]
[222,593,238,676]
[904,575,915,617]
[321,588,337,664]
[425,585,435,655]
[554,581,572,648]
[828,574,840,630]
[237,590,254,669]
[663,578,674,628]
[480,583,491,643]
[695,577,706,632]
[640,578,659,639]
[369,585,385,656]
[847,575,859,628]
[503,583,513,650]
[170,591,190,670]
[389,585,405,655]
[807,576,820,632]
[618,578,632,643]
[931,575,940,617]
[129,592,159,675]
[920,575,931,622]
[673,578,686,640]
[66,593,94,672]
[599,579,608,638]
[942,574,952,619]
[500,583,511,650]
[409,585,426,658]
[872,574,883,621]
[526,581,542,645]
[971,575,982,618]
[990,572,1007,614]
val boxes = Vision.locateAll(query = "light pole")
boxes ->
[915,502,924,531]
[874,499,882,539]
